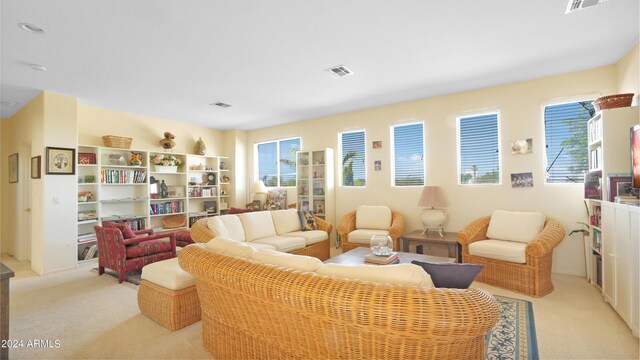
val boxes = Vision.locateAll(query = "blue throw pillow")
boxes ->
[410,261,483,289]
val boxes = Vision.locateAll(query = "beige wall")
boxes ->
[245,64,624,276]
[77,105,225,155]
[616,43,639,95]
[223,130,248,208]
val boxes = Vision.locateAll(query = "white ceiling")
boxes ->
[1,0,638,130]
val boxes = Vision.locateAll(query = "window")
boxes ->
[458,112,501,185]
[391,122,424,186]
[256,137,301,187]
[544,101,595,183]
[339,130,366,187]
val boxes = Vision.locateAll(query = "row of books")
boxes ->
[101,169,147,184]
[101,217,147,230]
[79,244,98,260]
[150,201,184,215]
[189,187,216,198]
[590,205,601,227]
[589,146,602,170]
[78,232,96,243]
[615,195,640,205]
[592,229,602,253]
[364,252,399,265]
[593,253,602,288]
[588,116,602,144]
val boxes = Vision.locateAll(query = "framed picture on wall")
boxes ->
[8,153,18,183]
[31,155,41,179]
[46,147,76,175]
[607,173,632,202]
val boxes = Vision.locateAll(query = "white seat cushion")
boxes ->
[317,263,434,288]
[246,242,277,251]
[271,209,303,235]
[206,215,246,241]
[468,239,527,264]
[239,212,277,241]
[141,258,195,290]
[282,230,328,245]
[486,210,545,244]
[348,229,390,245]
[251,236,306,253]
[206,236,256,259]
[356,205,392,230]
[252,249,323,272]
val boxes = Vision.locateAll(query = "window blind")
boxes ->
[458,113,500,184]
[279,138,300,186]
[392,122,424,186]
[340,130,366,186]
[257,137,300,187]
[544,101,594,183]
[257,142,278,186]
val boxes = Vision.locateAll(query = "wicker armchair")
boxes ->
[458,215,565,297]
[337,206,405,252]
[179,244,500,359]
[94,226,176,283]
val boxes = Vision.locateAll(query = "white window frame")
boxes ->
[254,136,301,188]
[390,121,425,187]
[456,110,502,186]
[338,129,367,188]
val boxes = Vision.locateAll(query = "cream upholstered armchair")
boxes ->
[337,205,405,252]
[458,210,565,297]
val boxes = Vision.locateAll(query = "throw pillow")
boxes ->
[410,261,483,289]
[297,210,306,231]
[105,221,136,239]
[229,207,253,214]
[303,210,317,231]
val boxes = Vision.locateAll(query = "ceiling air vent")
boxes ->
[566,0,610,14]
[325,65,354,78]
[210,102,231,108]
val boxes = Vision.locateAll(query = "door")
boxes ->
[21,143,32,262]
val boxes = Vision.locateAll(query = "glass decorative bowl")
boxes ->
[370,235,393,256]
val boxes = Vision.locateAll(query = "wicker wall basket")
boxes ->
[163,214,187,229]
[594,93,634,111]
[102,135,133,149]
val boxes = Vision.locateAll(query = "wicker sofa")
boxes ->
[458,211,565,297]
[179,243,500,359]
[190,209,332,260]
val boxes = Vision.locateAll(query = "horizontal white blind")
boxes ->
[341,130,366,186]
[393,123,424,186]
[279,138,300,186]
[258,142,278,186]
[459,113,500,184]
[544,101,594,183]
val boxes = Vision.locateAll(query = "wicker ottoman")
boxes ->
[137,258,200,331]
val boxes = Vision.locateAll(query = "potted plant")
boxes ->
[152,154,183,173]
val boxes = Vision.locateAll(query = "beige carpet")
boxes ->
[4,256,640,360]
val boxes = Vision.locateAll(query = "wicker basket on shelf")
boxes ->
[163,214,187,229]
[102,135,133,149]
[594,93,634,110]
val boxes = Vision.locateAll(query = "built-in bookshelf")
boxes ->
[296,149,335,244]
[77,145,100,262]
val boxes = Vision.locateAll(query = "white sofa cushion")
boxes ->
[271,209,303,235]
[348,229,390,245]
[206,215,246,241]
[356,205,392,230]
[282,230,328,245]
[317,263,434,288]
[253,249,323,272]
[206,236,256,259]
[246,242,277,251]
[141,257,195,290]
[251,236,306,253]
[468,239,527,264]
[486,210,545,244]
[240,212,277,241]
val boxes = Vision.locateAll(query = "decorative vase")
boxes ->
[194,137,206,155]
[155,165,178,173]
[159,138,176,150]
[370,235,393,256]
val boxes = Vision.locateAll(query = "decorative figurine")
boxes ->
[160,180,169,198]
[130,152,142,166]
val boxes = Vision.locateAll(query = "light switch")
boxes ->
[53,196,60,205]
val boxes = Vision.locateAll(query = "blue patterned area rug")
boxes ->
[486,295,539,360]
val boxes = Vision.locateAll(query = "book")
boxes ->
[364,252,399,265]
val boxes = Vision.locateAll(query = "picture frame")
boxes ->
[167,185,184,198]
[78,152,96,165]
[31,155,41,179]
[510,138,533,154]
[252,200,261,211]
[374,160,382,171]
[510,172,534,188]
[46,147,76,175]
[372,141,382,149]
[584,170,602,200]
[607,173,632,202]
[8,153,18,183]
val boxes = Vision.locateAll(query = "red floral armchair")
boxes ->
[94,226,176,283]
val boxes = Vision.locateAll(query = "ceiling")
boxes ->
[1,0,638,130]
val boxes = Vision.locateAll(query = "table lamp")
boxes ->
[417,186,447,237]
[251,180,268,209]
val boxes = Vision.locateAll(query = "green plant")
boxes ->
[569,200,590,236]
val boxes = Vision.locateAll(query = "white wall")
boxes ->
[245,64,622,276]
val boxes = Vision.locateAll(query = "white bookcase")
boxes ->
[76,145,100,262]
[296,148,335,236]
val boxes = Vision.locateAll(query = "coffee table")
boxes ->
[325,247,454,265]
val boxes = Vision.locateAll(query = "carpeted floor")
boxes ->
[487,296,538,360]
[91,267,142,285]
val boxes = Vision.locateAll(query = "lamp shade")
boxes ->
[417,186,447,208]
[251,180,268,194]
